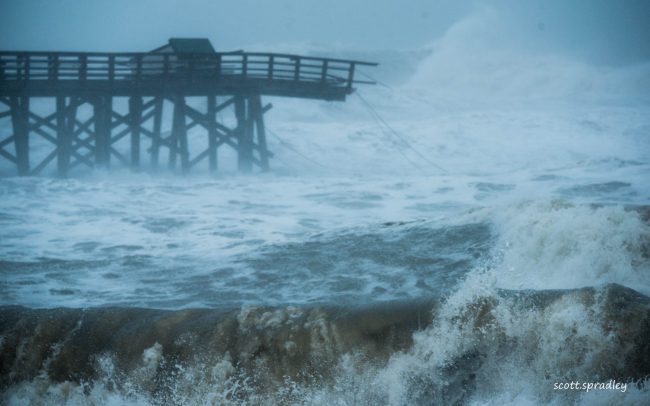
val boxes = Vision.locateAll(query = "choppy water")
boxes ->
[2,12,650,405]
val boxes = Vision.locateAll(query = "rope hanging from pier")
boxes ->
[355,90,448,174]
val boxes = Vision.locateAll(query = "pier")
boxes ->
[0,38,376,175]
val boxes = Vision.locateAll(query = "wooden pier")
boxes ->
[0,38,376,175]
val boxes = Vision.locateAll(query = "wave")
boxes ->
[488,202,650,295]
[2,283,649,405]
[405,7,650,106]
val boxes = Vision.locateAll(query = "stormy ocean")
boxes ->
[2,3,650,405]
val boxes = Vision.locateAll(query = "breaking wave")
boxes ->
[2,284,649,405]
[2,204,649,405]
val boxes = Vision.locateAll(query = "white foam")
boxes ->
[406,7,650,106]
[490,202,650,295]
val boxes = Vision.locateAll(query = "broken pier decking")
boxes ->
[0,39,377,175]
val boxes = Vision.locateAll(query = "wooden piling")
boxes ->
[93,96,112,168]
[151,97,163,169]
[250,95,270,172]
[10,96,29,176]
[129,96,143,169]
[170,95,189,172]
[235,95,252,173]
[56,96,70,176]
[207,95,218,172]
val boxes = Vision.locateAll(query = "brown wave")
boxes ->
[1,284,649,402]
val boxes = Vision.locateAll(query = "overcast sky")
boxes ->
[1,0,649,65]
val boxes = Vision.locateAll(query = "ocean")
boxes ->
[2,15,650,405]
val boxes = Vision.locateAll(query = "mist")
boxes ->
[1,1,650,405]
[2,0,649,65]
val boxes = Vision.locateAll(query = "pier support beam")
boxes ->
[10,96,30,175]
[0,93,273,176]
[56,97,72,176]
[94,96,112,169]
[250,94,270,172]
[235,95,253,173]
[151,97,163,169]
[129,96,143,169]
[170,96,189,173]
[207,95,218,172]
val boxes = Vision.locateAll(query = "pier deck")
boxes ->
[0,39,377,175]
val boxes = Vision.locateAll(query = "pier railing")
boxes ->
[0,51,377,91]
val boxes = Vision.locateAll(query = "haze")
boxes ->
[1,0,649,66]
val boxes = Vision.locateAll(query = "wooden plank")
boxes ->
[175,102,209,130]
[28,110,58,133]
[108,55,115,83]
[0,50,377,67]
[110,126,131,144]
[268,56,274,80]
[321,60,328,83]
[30,125,58,145]
[71,133,95,153]
[179,99,235,132]
[135,55,142,82]
[48,54,57,81]
[189,149,210,168]
[207,95,217,172]
[140,97,158,115]
[177,97,189,173]
[64,118,99,170]
[0,147,16,163]
[30,148,57,175]
[347,63,355,89]
[169,95,188,171]
[235,95,252,173]
[56,96,70,176]
[129,96,142,168]
[138,126,155,139]
[242,54,248,78]
[0,135,14,149]
[163,54,169,79]
[215,96,236,113]
[250,95,270,171]
[79,55,87,81]
[294,57,300,81]
[185,119,199,132]
[73,116,95,138]
[110,147,129,166]
[150,97,163,168]
[0,76,352,101]
[10,96,30,175]
[93,96,111,168]
[23,55,30,82]
[68,109,94,168]
[110,110,131,128]
[69,150,95,170]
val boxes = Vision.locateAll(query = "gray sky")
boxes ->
[1,0,649,65]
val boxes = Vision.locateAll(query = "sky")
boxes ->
[1,0,649,65]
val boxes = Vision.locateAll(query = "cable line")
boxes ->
[266,127,332,170]
[357,69,394,91]
[355,90,448,174]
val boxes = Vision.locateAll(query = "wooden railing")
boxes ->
[0,51,377,90]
